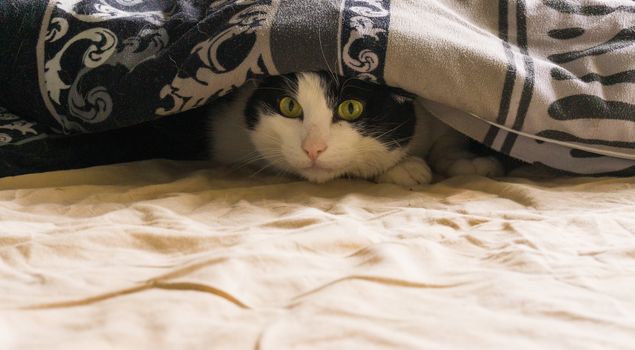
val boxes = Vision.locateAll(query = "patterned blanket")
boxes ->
[0,0,634,177]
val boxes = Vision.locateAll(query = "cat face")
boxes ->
[244,72,416,183]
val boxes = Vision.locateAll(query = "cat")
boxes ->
[207,71,503,186]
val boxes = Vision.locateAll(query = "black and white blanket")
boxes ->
[0,0,634,177]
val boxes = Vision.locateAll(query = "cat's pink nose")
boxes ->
[302,141,328,161]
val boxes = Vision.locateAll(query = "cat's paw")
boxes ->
[445,156,504,177]
[376,157,433,186]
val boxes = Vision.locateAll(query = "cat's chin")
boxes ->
[297,167,341,184]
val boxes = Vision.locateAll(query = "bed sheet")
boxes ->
[1,160,634,349]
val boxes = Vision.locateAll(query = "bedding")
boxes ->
[1,0,635,176]
[2,2,635,347]
[1,160,635,349]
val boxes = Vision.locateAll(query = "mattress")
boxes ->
[1,160,635,349]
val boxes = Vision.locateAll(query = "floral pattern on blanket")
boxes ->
[0,107,48,147]
[37,0,278,134]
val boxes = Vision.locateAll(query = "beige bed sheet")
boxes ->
[1,160,634,349]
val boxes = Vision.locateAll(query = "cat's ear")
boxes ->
[244,74,271,88]
[390,87,417,104]
[245,77,263,88]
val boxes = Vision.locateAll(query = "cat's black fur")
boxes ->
[245,72,416,149]
[209,71,506,185]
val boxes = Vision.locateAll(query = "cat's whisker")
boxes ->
[228,148,286,173]
[383,136,413,146]
[230,157,270,173]
[369,120,411,140]
[250,163,276,177]
[376,134,413,147]
[280,75,299,96]
[273,167,293,180]
[228,152,260,167]
[258,133,284,145]
[234,154,268,166]
[339,76,358,93]
[317,27,340,86]
[233,157,262,169]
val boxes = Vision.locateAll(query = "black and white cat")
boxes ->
[208,72,503,186]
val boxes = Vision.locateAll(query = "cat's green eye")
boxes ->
[337,99,364,121]
[279,97,303,118]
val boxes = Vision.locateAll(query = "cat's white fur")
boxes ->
[210,73,503,186]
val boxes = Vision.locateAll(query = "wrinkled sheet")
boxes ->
[1,160,635,349]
